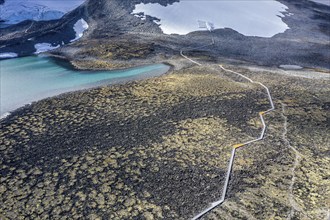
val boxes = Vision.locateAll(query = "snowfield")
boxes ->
[132,0,290,37]
[0,0,85,25]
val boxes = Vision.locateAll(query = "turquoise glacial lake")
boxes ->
[0,56,170,116]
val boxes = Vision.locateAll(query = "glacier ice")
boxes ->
[0,0,84,25]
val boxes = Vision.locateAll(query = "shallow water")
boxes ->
[0,56,170,116]
[133,0,289,37]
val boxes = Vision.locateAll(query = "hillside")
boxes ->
[0,0,329,219]
[0,0,329,69]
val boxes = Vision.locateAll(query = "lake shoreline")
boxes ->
[1,64,329,219]
[0,56,172,120]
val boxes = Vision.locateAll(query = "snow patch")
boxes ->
[0,112,11,120]
[279,65,303,70]
[132,1,290,37]
[34,43,60,54]
[134,14,147,21]
[0,52,18,58]
[70,19,89,42]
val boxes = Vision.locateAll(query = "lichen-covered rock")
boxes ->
[0,65,328,219]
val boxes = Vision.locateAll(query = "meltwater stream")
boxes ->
[0,56,170,116]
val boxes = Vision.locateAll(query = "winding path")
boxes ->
[280,102,304,219]
[180,40,275,220]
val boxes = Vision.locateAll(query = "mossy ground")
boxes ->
[0,65,329,219]
[0,66,262,219]
[69,39,158,70]
[203,66,329,220]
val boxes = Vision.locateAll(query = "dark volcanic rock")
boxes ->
[1,0,329,69]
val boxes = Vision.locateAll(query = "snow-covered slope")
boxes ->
[0,0,85,25]
[132,1,289,37]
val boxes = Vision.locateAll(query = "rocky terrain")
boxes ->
[0,0,329,69]
[0,0,329,219]
[1,63,329,219]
